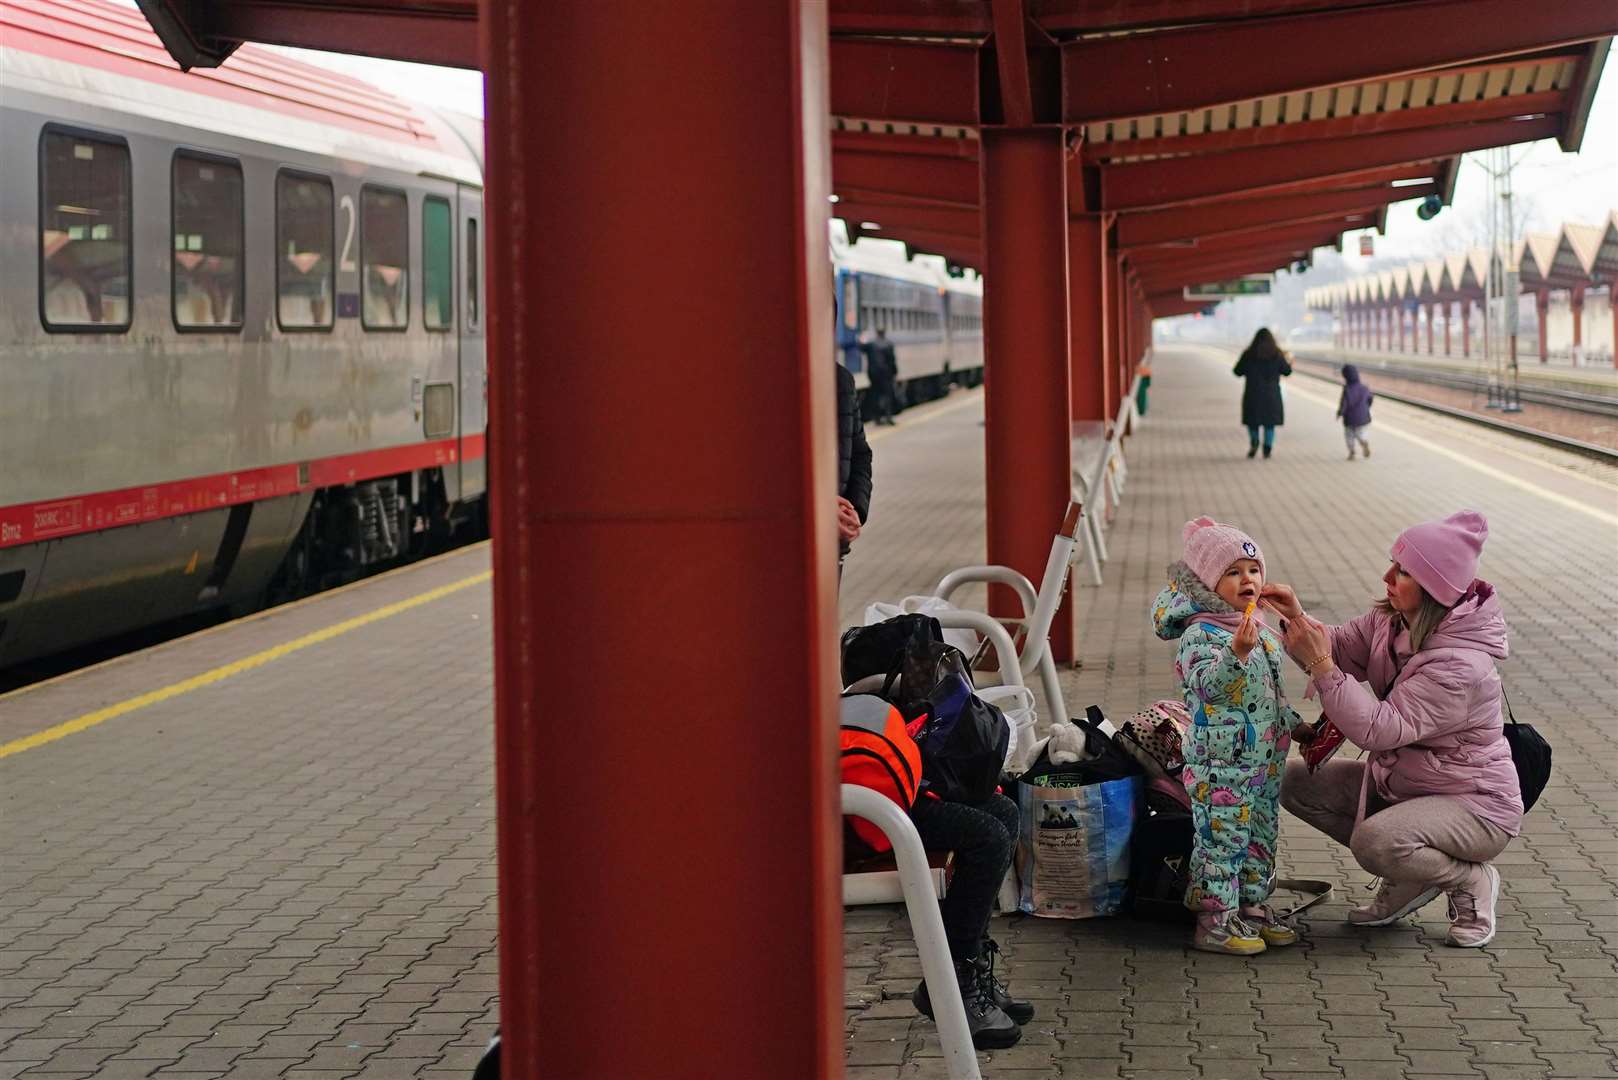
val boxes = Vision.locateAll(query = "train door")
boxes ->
[457,187,486,500]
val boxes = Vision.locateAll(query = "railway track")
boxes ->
[1293,351,1618,419]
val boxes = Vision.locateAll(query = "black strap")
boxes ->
[1502,687,1517,727]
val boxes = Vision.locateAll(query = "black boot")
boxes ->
[977,937,1034,1024]
[1247,444,1259,459]
[1262,444,1273,459]
[911,958,1023,1049]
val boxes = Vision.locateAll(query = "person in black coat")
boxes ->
[836,361,873,573]
[861,329,900,425]
[1234,327,1293,459]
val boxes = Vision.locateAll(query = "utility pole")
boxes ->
[1481,146,1524,412]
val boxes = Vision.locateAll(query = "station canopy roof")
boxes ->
[134,0,1615,315]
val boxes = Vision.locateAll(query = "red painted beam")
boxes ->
[834,202,980,239]
[828,39,980,124]
[832,130,980,161]
[1119,184,1433,249]
[865,228,983,268]
[1101,115,1561,211]
[991,0,1035,127]
[829,0,992,36]
[1061,0,1618,123]
[1128,220,1365,268]
[140,0,481,68]
[1084,89,1567,164]
[833,149,982,206]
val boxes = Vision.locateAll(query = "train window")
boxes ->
[172,152,244,331]
[465,218,480,329]
[276,171,334,330]
[422,197,453,331]
[40,128,132,332]
[361,186,408,330]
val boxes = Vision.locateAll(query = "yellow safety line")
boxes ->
[0,570,492,761]
[1286,382,1618,527]
[866,388,983,443]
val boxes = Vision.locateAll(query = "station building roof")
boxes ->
[128,0,1616,318]
[1306,212,1618,310]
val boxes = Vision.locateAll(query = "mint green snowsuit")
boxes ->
[1153,583,1300,914]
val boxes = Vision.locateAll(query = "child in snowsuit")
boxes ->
[1336,364,1373,460]
[1152,517,1307,955]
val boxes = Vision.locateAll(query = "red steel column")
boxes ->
[1611,280,1618,370]
[1425,301,1435,354]
[1463,299,1472,357]
[1571,286,1585,356]
[482,5,841,1077]
[1069,215,1110,426]
[982,130,1073,662]
[1397,304,1407,353]
[1537,289,1550,363]
[1444,300,1453,355]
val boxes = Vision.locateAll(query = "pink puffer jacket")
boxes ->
[1313,580,1523,836]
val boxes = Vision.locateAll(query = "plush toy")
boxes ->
[1046,719,1090,765]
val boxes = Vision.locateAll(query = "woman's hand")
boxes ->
[1282,614,1333,676]
[1259,583,1304,620]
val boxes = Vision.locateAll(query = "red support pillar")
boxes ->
[1444,300,1453,356]
[982,130,1073,662]
[1425,301,1435,354]
[1536,289,1550,363]
[1397,304,1407,353]
[1106,255,1125,412]
[482,5,841,1077]
[1463,299,1472,358]
[1571,286,1585,358]
[1069,215,1110,425]
[1611,280,1618,370]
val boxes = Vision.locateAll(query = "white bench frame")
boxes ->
[841,784,982,1080]
[931,500,1084,724]
[1070,370,1143,586]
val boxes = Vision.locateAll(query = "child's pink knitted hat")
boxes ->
[1182,516,1265,591]
[1390,510,1487,606]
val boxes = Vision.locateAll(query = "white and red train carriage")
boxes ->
[0,0,488,665]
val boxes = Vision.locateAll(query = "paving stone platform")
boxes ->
[838,345,1618,1080]
[1,343,1614,1079]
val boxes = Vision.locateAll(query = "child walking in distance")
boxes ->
[1153,517,1309,954]
[1337,364,1373,460]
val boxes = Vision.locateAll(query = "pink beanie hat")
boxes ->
[1182,516,1265,591]
[1390,509,1488,606]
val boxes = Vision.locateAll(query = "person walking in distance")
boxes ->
[1336,364,1373,460]
[835,359,872,578]
[1233,328,1292,459]
[864,327,900,425]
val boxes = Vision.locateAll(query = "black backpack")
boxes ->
[907,661,1010,804]
[1502,693,1551,813]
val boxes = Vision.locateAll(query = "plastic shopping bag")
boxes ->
[865,596,978,657]
[1015,732,1141,919]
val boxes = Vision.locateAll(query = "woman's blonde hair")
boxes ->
[1374,592,1452,651]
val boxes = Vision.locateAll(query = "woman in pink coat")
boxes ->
[1262,510,1521,947]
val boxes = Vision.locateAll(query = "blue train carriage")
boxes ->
[830,223,983,412]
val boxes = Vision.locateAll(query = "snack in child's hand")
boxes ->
[1244,600,1257,619]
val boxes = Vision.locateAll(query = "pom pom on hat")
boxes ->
[1181,516,1265,591]
[1390,510,1488,606]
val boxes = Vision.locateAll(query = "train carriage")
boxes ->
[0,0,488,666]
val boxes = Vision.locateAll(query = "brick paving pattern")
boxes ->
[1,343,1614,1078]
[840,345,1618,1080]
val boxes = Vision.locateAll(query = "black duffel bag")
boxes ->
[839,613,941,687]
[909,664,1010,804]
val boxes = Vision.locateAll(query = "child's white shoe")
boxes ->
[1192,911,1266,955]
[1241,903,1299,947]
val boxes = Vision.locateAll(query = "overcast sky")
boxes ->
[279,43,1616,266]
